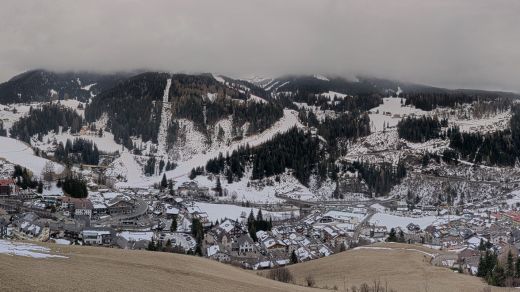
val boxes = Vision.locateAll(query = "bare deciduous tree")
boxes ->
[42,161,55,184]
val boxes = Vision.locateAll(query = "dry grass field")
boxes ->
[0,241,517,292]
[0,242,317,292]
[281,242,514,292]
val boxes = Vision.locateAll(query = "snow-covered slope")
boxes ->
[117,109,302,188]
[157,78,172,160]
[0,136,64,176]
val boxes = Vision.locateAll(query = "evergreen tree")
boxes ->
[62,176,88,198]
[170,216,177,232]
[515,257,520,278]
[290,250,298,264]
[160,173,168,189]
[387,228,397,242]
[506,250,515,278]
[37,180,43,194]
[215,176,223,197]
[256,209,263,221]
[147,240,156,251]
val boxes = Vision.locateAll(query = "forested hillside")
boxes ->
[205,109,372,186]
[54,138,100,166]
[0,70,127,103]
[10,104,83,143]
[402,90,515,111]
[397,116,445,143]
[205,127,322,186]
[443,105,520,166]
[85,72,169,148]
[85,72,284,150]
[169,74,282,135]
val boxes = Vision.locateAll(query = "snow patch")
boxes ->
[0,240,67,258]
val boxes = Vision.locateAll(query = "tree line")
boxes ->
[446,105,520,166]
[247,209,272,242]
[348,160,407,197]
[397,116,446,143]
[54,138,100,166]
[402,91,514,111]
[12,165,39,190]
[61,176,88,198]
[477,248,520,287]
[205,127,321,186]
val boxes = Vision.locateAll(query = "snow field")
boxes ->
[0,136,64,177]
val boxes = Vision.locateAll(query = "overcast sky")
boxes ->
[1,0,519,91]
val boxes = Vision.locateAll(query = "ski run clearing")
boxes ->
[116,109,302,188]
[156,78,172,160]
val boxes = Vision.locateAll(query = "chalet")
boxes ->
[295,246,314,262]
[207,245,220,257]
[177,182,210,198]
[372,226,387,238]
[262,238,286,251]
[107,197,134,215]
[397,201,408,212]
[233,234,255,254]
[490,231,509,245]
[81,227,115,245]
[463,256,480,275]
[457,247,480,263]
[60,197,94,219]
[74,200,93,219]
[432,253,459,268]
[91,202,108,218]
[63,222,83,241]
[321,225,348,245]
[0,178,18,196]
[12,213,44,238]
[165,205,179,219]
[210,230,233,250]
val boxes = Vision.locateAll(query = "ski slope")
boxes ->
[0,136,64,176]
[116,109,302,188]
[157,78,172,161]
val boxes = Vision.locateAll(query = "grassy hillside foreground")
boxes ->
[281,243,511,292]
[0,242,316,292]
[0,241,513,292]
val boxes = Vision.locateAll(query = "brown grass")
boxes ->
[2,241,516,292]
[279,242,515,292]
[0,243,318,292]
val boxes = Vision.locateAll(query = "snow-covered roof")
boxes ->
[207,245,220,257]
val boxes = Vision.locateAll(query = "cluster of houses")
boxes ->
[200,208,373,269]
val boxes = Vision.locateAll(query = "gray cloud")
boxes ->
[1,0,520,92]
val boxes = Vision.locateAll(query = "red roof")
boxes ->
[0,179,15,186]
[61,196,93,209]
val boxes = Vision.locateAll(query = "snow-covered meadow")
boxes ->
[370,213,459,230]
[193,202,298,222]
[0,136,64,176]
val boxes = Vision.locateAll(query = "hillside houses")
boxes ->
[0,178,18,196]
